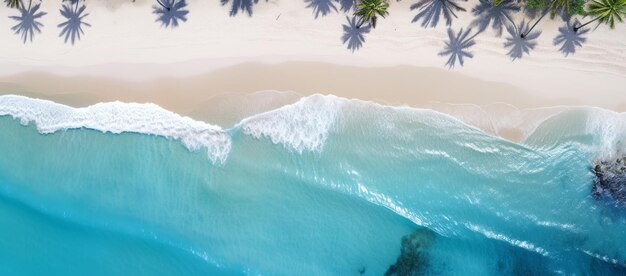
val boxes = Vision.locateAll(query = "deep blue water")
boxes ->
[0,95,624,275]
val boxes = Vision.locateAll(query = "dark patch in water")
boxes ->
[495,245,552,275]
[385,228,435,276]
[589,255,626,274]
[592,156,626,207]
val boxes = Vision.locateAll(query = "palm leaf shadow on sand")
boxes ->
[439,28,477,68]
[471,0,520,36]
[339,0,356,12]
[342,16,370,52]
[221,0,266,17]
[411,0,466,28]
[153,0,189,28]
[306,0,338,18]
[58,1,91,45]
[554,19,588,57]
[9,0,46,43]
[504,20,541,60]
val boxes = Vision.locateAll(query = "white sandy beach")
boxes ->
[1,0,625,141]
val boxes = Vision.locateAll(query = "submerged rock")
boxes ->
[385,228,435,276]
[592,156,626,206]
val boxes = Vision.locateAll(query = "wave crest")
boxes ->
[239,94,345,153]
[0,95,231,164]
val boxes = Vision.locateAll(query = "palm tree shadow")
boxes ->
[58,1,91,45]
[504,20,541,60]
[411,0,466,28]
[221,0,266,17]
[339,0,356,12]
[306,0,338,18]
[342,16,370,52]
[470,0,519,37]
[554,19,588,57]
[153,0,189,28]
[439,28,476,68]
[9,0,46,43]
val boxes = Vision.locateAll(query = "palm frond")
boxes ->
[355,0,389,28]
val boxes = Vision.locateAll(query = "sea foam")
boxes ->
[585,108,626,159]
[238,94,501,153]
[239,94,345,153]
[0,95,231,163]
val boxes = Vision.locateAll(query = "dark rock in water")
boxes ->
[592,156,626,207]
[385,228,435,276]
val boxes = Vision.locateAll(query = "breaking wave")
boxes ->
[0,95,231,163]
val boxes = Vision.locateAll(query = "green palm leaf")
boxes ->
[574,0,626,31]
[5,0,20,8]
[586,0,626,29]
[549,0,585,16]
[355,0,389,28]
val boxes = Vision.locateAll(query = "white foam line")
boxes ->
[238,94,345,153]
[465,223,550,256]
[581,249,621,265]
[3,94,624,164]
[0,95,231,164]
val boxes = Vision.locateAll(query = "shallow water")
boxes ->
[0,95,625,275]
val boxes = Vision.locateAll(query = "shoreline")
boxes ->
[1,90,623,148]
[1,61,624,143]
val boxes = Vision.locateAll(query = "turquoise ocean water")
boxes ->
[0,94,624,275]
